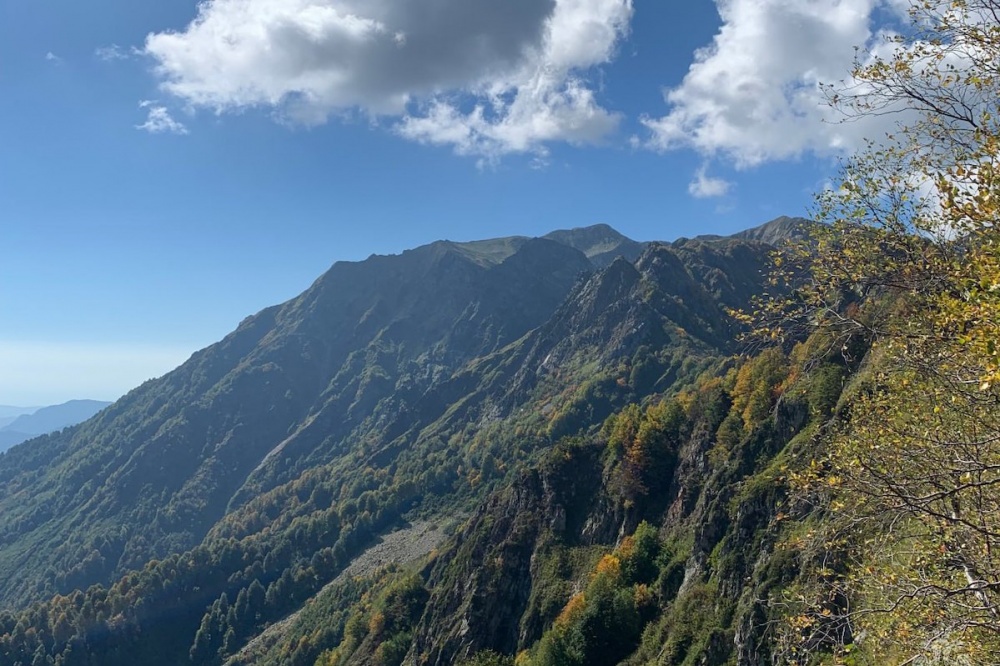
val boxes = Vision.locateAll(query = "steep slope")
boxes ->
[214,340,844,666]
[400,362,814,666]
[730,215,810,245]
[0,236,591,607]
[0,221,791,666]
[691,216,811,246]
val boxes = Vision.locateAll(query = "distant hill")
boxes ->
[0,405,37,418]
[0,405,38,429]
[0,399,110,453]
[0,431,31,451]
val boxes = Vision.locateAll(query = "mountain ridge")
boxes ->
[0,223,785,607]
[0,217,824,666]
[357,222,647,271]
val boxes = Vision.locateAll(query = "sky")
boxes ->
[0,0,908,406]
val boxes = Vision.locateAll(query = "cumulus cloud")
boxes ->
[642,0,906,167]
[144,0,632,160]
[136,101,189,135]
[44,52,61,62]
[688,164,732,198]
[397,0,631,163]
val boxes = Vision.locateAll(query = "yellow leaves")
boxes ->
[756,0,1000,654]
[633,583,654,607]
[554,592,586,628]
[789,614,817,629]
[367,611,385,635]
[731,348,789,430]
[594,554,621,580]
[616,535,636,561]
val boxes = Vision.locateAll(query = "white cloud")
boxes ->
[144,0,632,161]
[95,44,131,61]
[641,0,905,168]
[0,341,193,405]
[396,79,621,166]
[688,164,732,198]
[44,52,61,62]
[397,0,631,164]
[136,101,189,135]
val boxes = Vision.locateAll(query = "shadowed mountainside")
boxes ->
[0,217,821,666]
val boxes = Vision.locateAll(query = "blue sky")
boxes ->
[0,0,901,405]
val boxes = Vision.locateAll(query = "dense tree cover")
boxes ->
[518,522,662,666]
[312,572,428,666]
[603,401,684,503]
[521,343,855,665]
[0,492,386,666]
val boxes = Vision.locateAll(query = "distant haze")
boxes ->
[0,399,111,453]
[0,405,37,420]
[0,341,196,405]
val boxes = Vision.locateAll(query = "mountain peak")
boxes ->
[730,215,812,245]
[542,223,627,250]
[543,224,646,268]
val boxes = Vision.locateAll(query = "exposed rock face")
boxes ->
[403,375,820,666]
[407,445,616,665]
